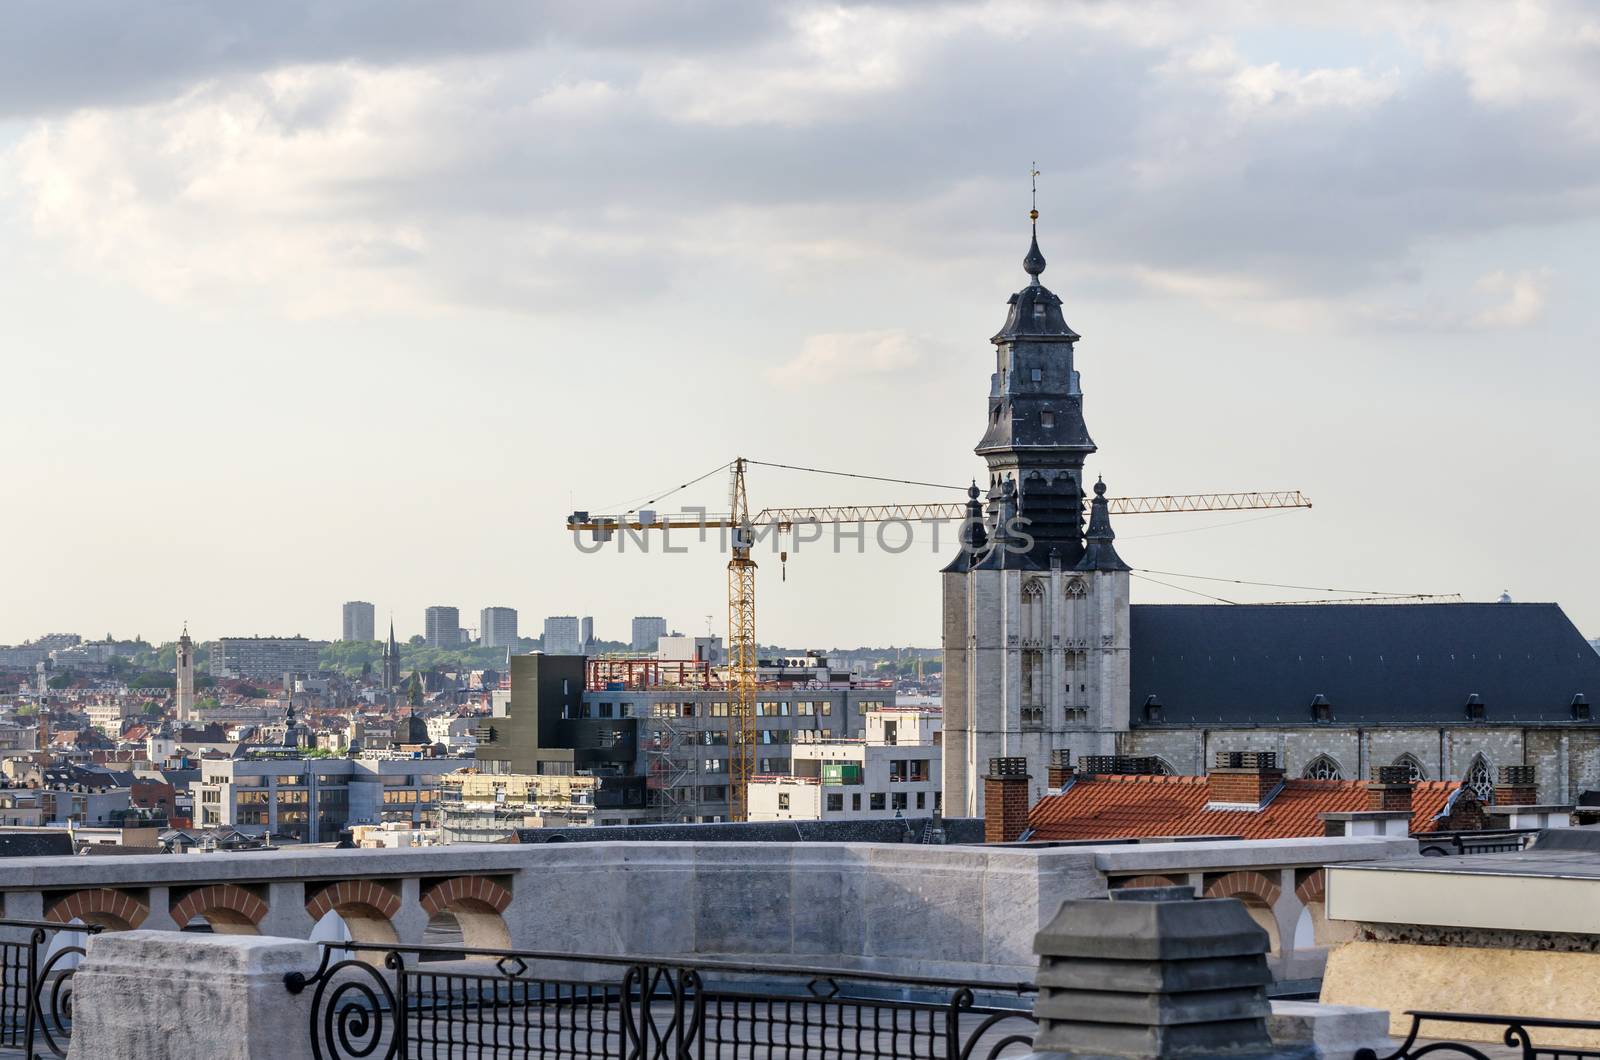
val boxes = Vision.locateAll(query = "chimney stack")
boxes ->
[1492,765,1538,806]
[984,757,1032,843]
[1366,765,1414,813]
[1205,751,1284,808]
[1047,749,1074,790]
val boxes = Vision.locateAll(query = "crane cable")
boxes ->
[745,459,966,493]
[601,460,734,517]
[1134,568,1450,599]
[1130,573,1239,605]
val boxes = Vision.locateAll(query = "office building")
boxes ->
[342,601,376,642]
[424,606,461,649]
[195,752,470,843]
[209,637,326,681]
[542,616,582,655]
[631,616,667,652]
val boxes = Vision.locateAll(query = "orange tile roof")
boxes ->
[1025,775,1463,842]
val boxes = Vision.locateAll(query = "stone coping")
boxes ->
[0,835,1420,891]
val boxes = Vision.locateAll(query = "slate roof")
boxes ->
[0,832,75,857]
[1026,775,1462,841]
[1129,603,1600,725]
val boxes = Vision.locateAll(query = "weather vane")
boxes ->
[1030,162,1040,222]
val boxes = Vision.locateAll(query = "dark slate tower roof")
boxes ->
[1076,478,1130,572]
[1128,602,1600,726]
[942,482,991,574]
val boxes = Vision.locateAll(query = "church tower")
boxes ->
[381,618,401,691]
[942,208,1132,816]
[175,624,195,724]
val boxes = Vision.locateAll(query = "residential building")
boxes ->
[209,637,326,681]
[194,752,470,843]
[481,607,518,648]
[85,698,141,737]
[342,601,376,642]
[748,708,942,822]
[631,616,667,652]
[424,606,461,649]
[425,714,479,752]
[542,616,582,655]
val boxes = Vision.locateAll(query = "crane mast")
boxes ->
[726,458,758,821]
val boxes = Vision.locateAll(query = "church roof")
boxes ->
[1026,774,1464,841]
[1129,602,1600,726]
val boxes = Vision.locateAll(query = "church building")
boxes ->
[942,216,1600,814]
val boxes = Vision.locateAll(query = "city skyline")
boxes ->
[4,3,1599,647]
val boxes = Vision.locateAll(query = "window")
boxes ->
[826,793,843,812]
[797,701,815,716]
[891,792,907,811]
[1463,756,1493,802]
[851,793,861,811]
[1040,411,1055,428]
[778,793,790,810]
[869,793,886,811]
[1392,754,1427,783]
[916,791,926,810]
[1302,755,1343,781]
[598,702,613,718]
[1030,368,1042,382]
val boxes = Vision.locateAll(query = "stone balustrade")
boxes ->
[0,834,1417,984]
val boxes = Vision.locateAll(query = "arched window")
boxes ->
[1463,755,1493,802]
[1022,579,1046,642]
[1302,754,1343,781]
[1064,577,1087,599]
[1148,756,1175,776]
[1393,754,1427,783]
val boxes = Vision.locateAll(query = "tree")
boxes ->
[143,702,163,716]
[47,672,74,690]
[408,673,424,707]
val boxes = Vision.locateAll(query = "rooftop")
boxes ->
[1026,774,1463,841]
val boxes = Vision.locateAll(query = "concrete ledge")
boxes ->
[67,930,319,1060]
[1269,1000,1391,1059]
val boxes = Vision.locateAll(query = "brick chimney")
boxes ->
[1206,751,1284,808]
[1492,765,1538,805]
[985,757,1032,843]
[1366,765,1414,812]
[1047,749,1074,790]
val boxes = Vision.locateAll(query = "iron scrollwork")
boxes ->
[286,945,404,1060]
[1358,1011,1600,1060]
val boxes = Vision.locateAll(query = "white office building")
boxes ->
[631,616,667,652]
[481,607,519,649]
[542,616,582,655]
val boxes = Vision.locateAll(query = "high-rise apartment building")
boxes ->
[631,616,667,652]
[424,606,461,648]
[481,607,519,649]
[209,637,326,680]
[542,616,582,655]
[342,601,376,642]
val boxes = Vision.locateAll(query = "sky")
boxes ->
[2,1,1598,649]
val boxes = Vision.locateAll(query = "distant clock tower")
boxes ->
[175,624,196,724]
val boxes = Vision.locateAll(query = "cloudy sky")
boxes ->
[3,1,1597,649]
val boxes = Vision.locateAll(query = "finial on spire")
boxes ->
[1024,163,1046,283]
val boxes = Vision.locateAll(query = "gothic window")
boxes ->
[1302,755,1343,781]
[1064,578,1087,599]
[1021,650,1044,708]
[1022,579,1046,643]
[1392,754,1427,783]
[1149,757,1175,776]
[1463,755,1493,802]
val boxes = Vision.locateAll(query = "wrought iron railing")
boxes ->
[0,918,102,1060]
[285,941,1038,1060]
[1358,1010,1600,1060]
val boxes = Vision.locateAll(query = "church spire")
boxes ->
[1077,477,1130,572]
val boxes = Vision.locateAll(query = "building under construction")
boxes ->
[475,651,895,824]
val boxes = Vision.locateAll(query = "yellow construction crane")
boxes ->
[567,458,1311,821]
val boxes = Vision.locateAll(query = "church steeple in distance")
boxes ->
[972,169,1097,568]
